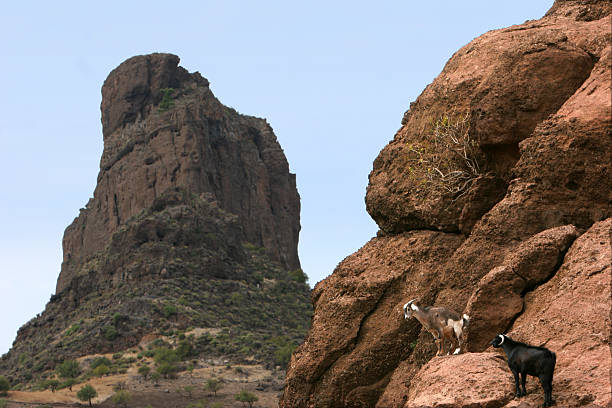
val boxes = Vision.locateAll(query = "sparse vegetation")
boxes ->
[274,341,298,368]
[158,88,175,112]
[111,390,131,407]
[406,112,484,198]
[0,399,7,408]
[138,364,151,379]
[64,323,81,336]
[0,188,312,386]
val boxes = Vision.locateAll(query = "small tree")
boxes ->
[111,390,131,407]
[57,359,80,385]
[0,376,9,396]
[77,384,98,407]
[186,362,195,377]
[205,378,223,396]
[45,379,60,393]
[183,385,194,398]
[235,390,258,408]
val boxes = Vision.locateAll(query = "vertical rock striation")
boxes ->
[58,53,300,293]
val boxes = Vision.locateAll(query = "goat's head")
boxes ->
[491,334,506,348]
[403,299,419,319]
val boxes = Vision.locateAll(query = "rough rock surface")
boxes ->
[59,53,300,293]
[464,225,579,352]
[404,353,514,408]
[504,219,611,407]
[282,1,611,407]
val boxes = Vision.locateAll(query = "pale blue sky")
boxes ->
[0,1,553,355]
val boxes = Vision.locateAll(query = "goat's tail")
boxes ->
[462,314,470,328]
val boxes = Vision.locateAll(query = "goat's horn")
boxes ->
[406,298,416,305]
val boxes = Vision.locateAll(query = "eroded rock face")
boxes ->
[365,1,607,235]
[464,225,579,352]
[282,1,611,407]
[404,353,514,408]
[504,219,611,407]
[58,53,300,293]
[282,231,464,408]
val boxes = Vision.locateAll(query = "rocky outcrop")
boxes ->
[59,53,300,293]
[1,54,311,387]
[282,1,611,407]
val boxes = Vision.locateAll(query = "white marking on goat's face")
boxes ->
[453,348,460,354]
[410,304,418,311]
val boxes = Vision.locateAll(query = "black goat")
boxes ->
[491,334,556,407]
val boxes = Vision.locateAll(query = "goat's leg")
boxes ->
[434,338,442,356]
[449,332,458,355]
[538,374,554,407]
[512,370,521,398]
[520,371,527,396]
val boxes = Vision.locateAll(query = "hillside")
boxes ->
[281,1,611,407]
[0,54,312,395]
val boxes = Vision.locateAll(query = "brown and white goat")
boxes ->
[403,299,469,356]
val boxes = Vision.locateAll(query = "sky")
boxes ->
[0,1,553,356]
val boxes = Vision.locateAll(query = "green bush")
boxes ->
[158,88,175,112]
[288,268,308,284]
[162,303,178,318]
[92,364,110,377]
[156,362,179,378]
[235,390,258,407]
[64,323,81,336]
[274,342,297,368]
[90,357,112,370]
[111,390,131,407]
[0,399,7,408]
[103,325,118,341]
[0,376,9,396]
[138,365,151,378]
[57,360,80,379]
[112,313,128,326]
[153,348,178,365]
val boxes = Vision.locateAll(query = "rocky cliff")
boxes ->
[0,54,311,387]
[282,1,611,407]
[58,53,300,293]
